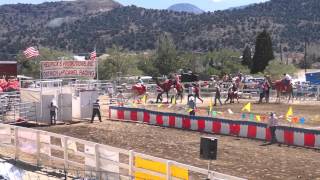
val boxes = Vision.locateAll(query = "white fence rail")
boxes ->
[0,124,245,180]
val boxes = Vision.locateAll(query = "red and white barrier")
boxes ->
[109,106,320,149]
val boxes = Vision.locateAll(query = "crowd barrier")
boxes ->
[109,106,320,149]
[0,124,245,180]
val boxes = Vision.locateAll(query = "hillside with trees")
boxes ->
[0,0,319,60]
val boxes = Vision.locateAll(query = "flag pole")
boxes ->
[94,45,99,81]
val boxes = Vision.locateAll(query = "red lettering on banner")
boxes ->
[40,60,96,78]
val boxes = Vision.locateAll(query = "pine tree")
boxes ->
[241,45,252,68]
[251,30,274,73]
[154,34,178,75]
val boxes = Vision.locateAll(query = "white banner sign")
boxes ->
[41,60,96,79]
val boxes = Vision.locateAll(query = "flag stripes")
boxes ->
[90,50,97,61]
[23,47,39,59]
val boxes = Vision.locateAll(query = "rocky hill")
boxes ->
[0,0,319,60]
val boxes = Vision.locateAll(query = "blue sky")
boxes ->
[0,0,269,11]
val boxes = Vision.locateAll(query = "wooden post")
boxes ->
[166,160,172,180]
[36,131,40,166]
[63,136,68,169]
[95,143,101,179]
[14,127,19,160]
[129,150,134,177]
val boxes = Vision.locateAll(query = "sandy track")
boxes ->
[36,119,320,180]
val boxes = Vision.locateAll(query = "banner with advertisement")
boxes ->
[40,60,96,79]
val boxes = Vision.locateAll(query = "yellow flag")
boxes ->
[241,102,251,112]
[141,95,147,104]
[256,115,261,122]
[132,102,137,108]
[209,98,213,112]
[286,106,293,118]
[187,108,193,113]
[172,96,176,105]
[157,103,163,108]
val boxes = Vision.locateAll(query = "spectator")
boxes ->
[49,102,58,125]
[187,84,194,101]
[91,99,102,123]
[116,90,125,106]
[258,81,265,103]
[214,84,222,106]
[296,81,303,100]
[268,112,278,144]
[188,97,196,116]
[193,84,203,103]
[107,85,114,99]
[170,87,178,104]
[138,76,144,85]
[264,76,271,103]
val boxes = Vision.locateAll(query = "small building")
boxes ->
[0,61,17,77]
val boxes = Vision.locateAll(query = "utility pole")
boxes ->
[304,38,308,75]
[280,42,283,63]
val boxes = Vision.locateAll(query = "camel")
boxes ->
[174,81,184,103]
[225,88,239,104]
[154,77,174,103]
[130,83,148,103]
[266,77,294,103]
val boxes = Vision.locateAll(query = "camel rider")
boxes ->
[232,83,238,93]
[282,73,292,86]
[138,76,144,85]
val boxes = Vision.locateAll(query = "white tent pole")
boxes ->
[40,81,43,122]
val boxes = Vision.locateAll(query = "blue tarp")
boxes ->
[306,72,320,85]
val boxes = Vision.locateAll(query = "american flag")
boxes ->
[23,47,39,59]
[90,50,97,61]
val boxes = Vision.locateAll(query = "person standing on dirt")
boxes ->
[194,83,204,103]
[187,84,194,102]
[49,102,58,125]
[91,99,102,123]
[116,90,125,107]
[214,84,222,106]
[170,87,178,104]
[138,76,144,85]
[188,97,196,116]
[263,76,271,103]
[258,81,265,103]
[268,112,278,144]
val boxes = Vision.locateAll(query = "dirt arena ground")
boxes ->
[35,119,320,180]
